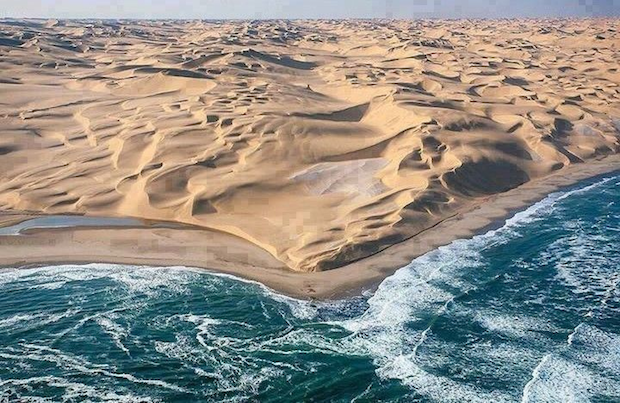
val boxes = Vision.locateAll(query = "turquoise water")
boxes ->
[1,173,619,402]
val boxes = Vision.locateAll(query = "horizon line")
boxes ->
[1,16,617,21]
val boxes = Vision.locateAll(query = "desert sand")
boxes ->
[0,18,619,297]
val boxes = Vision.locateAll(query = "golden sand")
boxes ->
[0,19,619,295]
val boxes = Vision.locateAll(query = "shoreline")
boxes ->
[1,155,620,300]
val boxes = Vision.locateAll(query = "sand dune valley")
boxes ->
[1,18,620,297]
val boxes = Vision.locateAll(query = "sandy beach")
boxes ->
[1,154,619,299]
[1,18,619,298]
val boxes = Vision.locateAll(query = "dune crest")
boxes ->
[0,19,619,272]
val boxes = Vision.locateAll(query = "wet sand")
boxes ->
[1,153,619,299]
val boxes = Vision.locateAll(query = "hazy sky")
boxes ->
[2,0,619,19]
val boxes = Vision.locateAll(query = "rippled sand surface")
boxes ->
[1,19,619,272]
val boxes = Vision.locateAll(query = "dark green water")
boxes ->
[0,173,619,402]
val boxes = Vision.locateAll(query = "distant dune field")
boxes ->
[0,18,619,275]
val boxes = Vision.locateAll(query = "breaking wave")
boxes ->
[0,172,619,402]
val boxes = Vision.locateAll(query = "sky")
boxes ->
[1,0,619,19]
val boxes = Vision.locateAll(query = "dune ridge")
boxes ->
[1,18,619,274]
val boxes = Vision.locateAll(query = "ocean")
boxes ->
[0,172,619,402]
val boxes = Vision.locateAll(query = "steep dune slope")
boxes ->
[0,19,619,272]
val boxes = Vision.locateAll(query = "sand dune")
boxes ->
[0,18,619,274]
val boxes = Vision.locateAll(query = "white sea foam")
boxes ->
[0,264,199,297]
[152,313,292,399]
[521,324,620,402]
[0,313,44,329]
[475,312,563,339]
[0,309,79,331]
[567,324,620,377]
[155,335,207,365]
[155,333,284,398]
[179,314,222,351]
[96,315,131,356]
[520,354,593,403]
[0,375,155,402]
[555,175,619,202]
[200,270,321,319]
[324,173,620,400]
[2,343,186,394]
